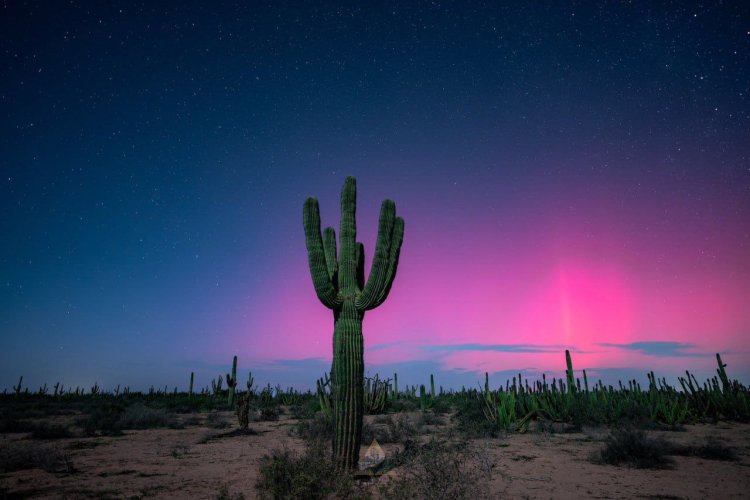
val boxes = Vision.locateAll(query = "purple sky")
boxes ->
[2,2,749,392]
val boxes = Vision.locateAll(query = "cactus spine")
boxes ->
[303,176,405,469]
[226,356,238,406]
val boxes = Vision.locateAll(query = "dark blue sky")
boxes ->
[2,2,749,392]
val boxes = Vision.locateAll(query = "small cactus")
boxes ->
[13,376,23,396]
[236,393,251,429]
[246,371,255,395]
[211,375,224,397]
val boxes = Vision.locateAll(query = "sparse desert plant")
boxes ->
[0,441,74,474]
[206,411,230,429]
[379,439,493,500]
[294,414,333,442]
[668,436,739,461]
[116,403,181,430]
[236,393,250,429]
[255,440,360,499]
[30,422,74,440]
[216,484,246,500]
[592,427,675,469]
[303,176,405,469]
[259,403,280,421]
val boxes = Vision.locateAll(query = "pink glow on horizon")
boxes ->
[230,181,750,381]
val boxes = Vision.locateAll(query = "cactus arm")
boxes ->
[304,197,341,308]
[356,200,399,310]
[356,242,365,290]
[339,176,358,292]
[323,227,338,281]
[369,216,404,309]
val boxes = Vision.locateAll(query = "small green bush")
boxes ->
[453,399,504,438]
[255,441,360,500]
[379,439,493,499]
[293,414,332,442]
[592,428,674,469]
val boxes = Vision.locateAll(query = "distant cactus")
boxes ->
[189,372,194,398]
[364,375,390,414]
[316,373,332,418]
[212,375,223,397]
[226,356,238,406]
[13,376,23,396]
[565,350,576,394]
[303,177,405,469]
[236,393,251,429]
[246,371,255,395]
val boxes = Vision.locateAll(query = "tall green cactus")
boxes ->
[226,355,238,406]
[303,176,405,470]
[565,349,576,394]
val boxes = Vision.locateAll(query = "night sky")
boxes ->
[2,2,749,392]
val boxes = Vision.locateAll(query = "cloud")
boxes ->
[596,341,710,358]
[425,343,565,353]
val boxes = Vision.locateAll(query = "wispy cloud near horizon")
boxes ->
[596,341,711,358]
[425,343,566,353]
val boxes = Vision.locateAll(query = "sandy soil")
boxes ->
[1,409,749,499]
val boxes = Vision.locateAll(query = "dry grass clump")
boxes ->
[0,441,74,473]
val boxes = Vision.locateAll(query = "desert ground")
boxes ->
[1,401,749,499]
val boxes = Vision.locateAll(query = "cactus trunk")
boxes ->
[332,303,364,466]
[303,177,404,470]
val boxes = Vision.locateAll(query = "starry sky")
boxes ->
[2,1,749,393]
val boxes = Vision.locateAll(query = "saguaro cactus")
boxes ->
[226,356,238,406]
[303,176,405,469]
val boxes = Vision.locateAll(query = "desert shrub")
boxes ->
[669,436,739,461]
[592,427,674,469]
[419,412,444,426]
[0,416,36,434]
[79,401,126,436]
[0,441,74,473]
[215,484,246,500]
[389,399,418,412]
[255,440,361,500]
[293,414,332,442]
[116,403,181,430]
[430,398,453,415]
[361,414,418,445]
[453,399,504,438]
[30,422,74,440]
[258,405,280,422]
[206,412,230,429]
[289,399,319,420]
[379,439,493,499]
